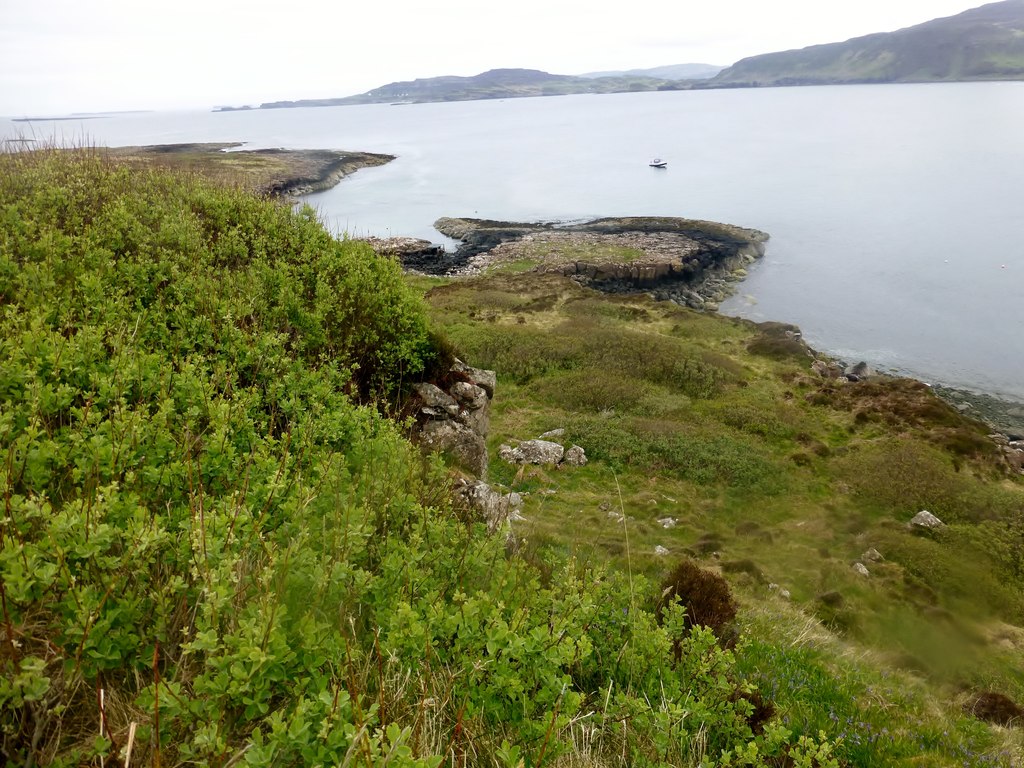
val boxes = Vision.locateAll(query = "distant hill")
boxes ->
[579,63,724,80]
[709,0,1024,87]
[252,68,687,110]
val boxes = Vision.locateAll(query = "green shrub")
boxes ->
[565,415,785,492]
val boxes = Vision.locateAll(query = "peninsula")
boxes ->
[100,142,393,196]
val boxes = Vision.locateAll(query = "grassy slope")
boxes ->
[0,149,871,768]
[4,147,1023,768]
[414,261,1024,765]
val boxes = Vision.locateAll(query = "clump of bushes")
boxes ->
[657,558,739,644]
[964,691,1024,727]
[746,322,809,361]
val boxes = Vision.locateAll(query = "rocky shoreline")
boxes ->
[115,146,1019,442]
[931,386,1024,438]
[367,215,768,311]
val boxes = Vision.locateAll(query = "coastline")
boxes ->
[103,143,394,197]
[931,386,1024,438]
[94,143,1023,440]
[397,215,1024,440]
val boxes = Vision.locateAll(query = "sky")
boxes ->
[0,0,989,116]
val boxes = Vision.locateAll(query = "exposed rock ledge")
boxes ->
[424,216,769,310]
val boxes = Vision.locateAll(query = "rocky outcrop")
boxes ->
[412,360,496,478]
[356,236,481,274]
[811,358,880,383]
[499,440,565,465]
[562,445,588,467]
[861,548,884,563]
[982,431,1024,473]
[455,479,523,533]
[909,510,945,531]
[498,436,588,467]
[423,216,769,310]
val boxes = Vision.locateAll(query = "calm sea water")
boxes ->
[3,83,1023,399]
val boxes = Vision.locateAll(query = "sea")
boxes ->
[3,82,1023,401]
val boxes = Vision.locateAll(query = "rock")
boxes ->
[852,562,870,577]
[654,545,670,556]
[419,420,488,478]
[456,479,523,533]
[861,548,884,563]
[450,381,488,409]
[539,428,566,439]
[499,439,565,465]
[811,360,829,377]
[562,444,588,466]
[449,381,490,434]
[414,382,459,416]
[360,236,444,262]
[452,359,496,397]
[658,517,677,529]
[411,359,496,479]
[768,583,792,600]
[845,361,876,380]
[909,510,945,530]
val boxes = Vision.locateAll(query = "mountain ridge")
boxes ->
[217,2,1024,112]
[252,67,688,110]
[708,0,1024,86]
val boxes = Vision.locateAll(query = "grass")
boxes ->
[417,259,1024,766]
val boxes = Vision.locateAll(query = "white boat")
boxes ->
[649,158,667,168]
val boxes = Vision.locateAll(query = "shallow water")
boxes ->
[4,83,1023,398]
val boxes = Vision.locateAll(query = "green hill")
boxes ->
[709,0,1024,86]
[254,68,684,110]
[2,148,1023,767]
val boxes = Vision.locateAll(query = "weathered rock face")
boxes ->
[419,420,488,478]
[455,479,523,533]
[356,236,484,274]
[861,548,884,563]
[452,360,496,397]
[411,359,496,478]
[499,439,565,465]
[909,510,945,531]
[562,445,588,467]
[497,433,588,468]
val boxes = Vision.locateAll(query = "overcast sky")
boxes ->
[0,0,986,115]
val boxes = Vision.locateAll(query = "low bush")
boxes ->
[657,558,739,644]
